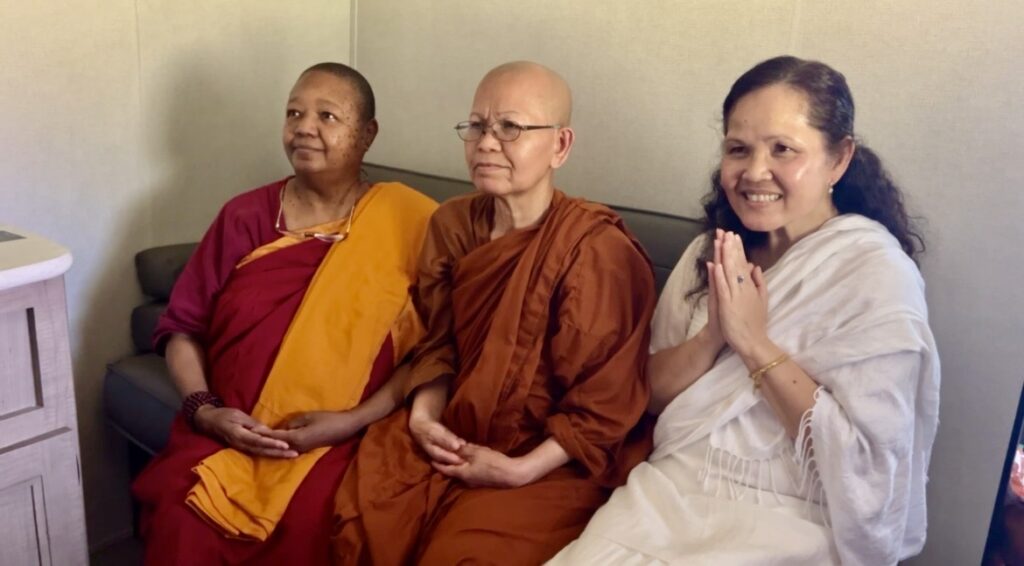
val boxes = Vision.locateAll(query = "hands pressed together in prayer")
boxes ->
[705,229,771,359]
[195,406,367,458]
[646,227,774,412]
[703,230,831,439]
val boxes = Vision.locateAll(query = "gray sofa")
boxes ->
[103,163,704,462]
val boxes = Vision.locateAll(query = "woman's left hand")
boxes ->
[431,443,529,488]
[711,231,770,358]
[264,410,365,454]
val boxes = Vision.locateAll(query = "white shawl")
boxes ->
[651,214,940,565]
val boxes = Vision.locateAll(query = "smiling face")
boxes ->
[464,64,573,197]
[719,84,851,243]
[282,70,376,178]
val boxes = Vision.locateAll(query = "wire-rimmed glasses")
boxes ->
[454,119,561,142]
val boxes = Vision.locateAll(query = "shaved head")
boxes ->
[476,61,573,125]
[464,61,576,199]
[300,62,375,124]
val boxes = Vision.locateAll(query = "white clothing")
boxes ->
[549,215,940,566]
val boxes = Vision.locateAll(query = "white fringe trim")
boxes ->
[793,386,829,526]
[698,444,784,506]
[697,386,830,525]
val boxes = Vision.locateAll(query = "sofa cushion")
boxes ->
[614,206,703,291]
[131,302,165,354]
[135,243,197,300]
[365,163,471,203]
[104,354,179,455]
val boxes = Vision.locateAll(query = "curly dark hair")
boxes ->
[689,55,924,297]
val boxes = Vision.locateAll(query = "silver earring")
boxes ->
[828,184,834,195]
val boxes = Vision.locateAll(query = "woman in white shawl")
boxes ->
[550,56,940,565]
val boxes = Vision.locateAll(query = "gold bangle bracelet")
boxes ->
[749,353,790,389]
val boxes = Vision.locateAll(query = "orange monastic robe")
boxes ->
[333,191,656,565]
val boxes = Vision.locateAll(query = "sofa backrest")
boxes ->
[130,163,704,353]
[132,243,197,354]
[363,163,703,290]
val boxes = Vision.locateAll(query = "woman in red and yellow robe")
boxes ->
[132,62,436,565]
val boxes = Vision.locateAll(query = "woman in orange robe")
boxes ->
[332,61,656,565]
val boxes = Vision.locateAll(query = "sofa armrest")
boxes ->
[104,354,181,455]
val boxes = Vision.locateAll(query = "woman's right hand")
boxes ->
[193,406,298,458]
[708,230,771,362]
[408,406,466,465]
[703,229,731,347]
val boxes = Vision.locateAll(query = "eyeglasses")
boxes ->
[275,186,352,243]
[454,119,561,142]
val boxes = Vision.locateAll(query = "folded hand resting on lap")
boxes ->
[194,406,298,458]
[264,410,365,454]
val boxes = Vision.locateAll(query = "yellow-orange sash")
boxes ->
[185,182,437,540]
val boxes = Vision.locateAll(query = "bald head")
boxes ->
[476,61,573,125]
[463,61,576,198]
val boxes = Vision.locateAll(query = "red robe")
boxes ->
[132,180,394,565]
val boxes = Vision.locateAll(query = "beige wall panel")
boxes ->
[136,0,353,245]
[356,0,800,214]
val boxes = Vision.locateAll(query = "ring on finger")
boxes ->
[737,275,745,284]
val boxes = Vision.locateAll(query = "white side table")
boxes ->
[0,225,87,565]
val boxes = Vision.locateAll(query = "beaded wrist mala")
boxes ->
[182,391,224,429]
